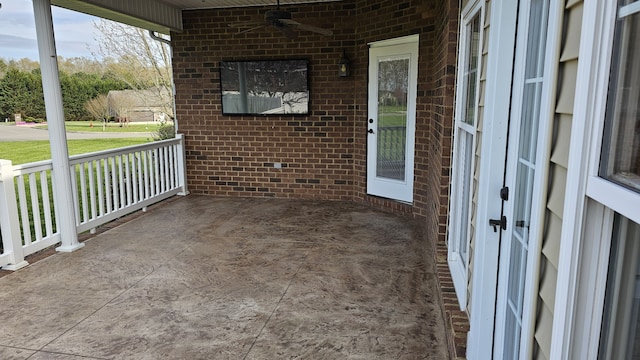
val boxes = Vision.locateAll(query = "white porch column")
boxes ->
[32,0,83,253]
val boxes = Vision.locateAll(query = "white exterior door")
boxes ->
[367,36,418,203]
[466,0,559,358]
[493,0,552,357]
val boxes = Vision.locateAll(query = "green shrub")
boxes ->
[154,123,175,141]
[24,116,45,123]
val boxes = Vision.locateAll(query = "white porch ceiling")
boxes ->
[50,0,342,34]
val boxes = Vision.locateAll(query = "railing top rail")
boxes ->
[12,160,53,175]
[4,136,184,175]
[68,136,182,165]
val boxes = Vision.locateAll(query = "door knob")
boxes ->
[368,129,374,134]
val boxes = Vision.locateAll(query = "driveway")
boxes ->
[0,196,449,359]
[0,123,153,141]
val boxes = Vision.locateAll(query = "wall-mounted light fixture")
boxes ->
[338,49,350,77]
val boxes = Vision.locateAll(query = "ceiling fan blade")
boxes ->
[228,21,265,28]
[296,24,334,36]
[237,25,267,34]
[279,19,333,36]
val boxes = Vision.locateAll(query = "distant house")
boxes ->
[107,87,172,123]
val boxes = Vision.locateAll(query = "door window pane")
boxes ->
[376,58,408,180]
[599,214,640,359]
[463,15,480,126]
[600,4,640,192]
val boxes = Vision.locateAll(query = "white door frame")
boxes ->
[366,35,418,203]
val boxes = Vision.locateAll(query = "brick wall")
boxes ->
[428,0,467,358]
[172,0,453,212]
[173,2,358,201]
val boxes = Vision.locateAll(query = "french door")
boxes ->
[494,0,553,357]
[367,36,418,203]
[465,0,558,358]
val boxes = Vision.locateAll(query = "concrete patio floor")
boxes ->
[0,195,449,359]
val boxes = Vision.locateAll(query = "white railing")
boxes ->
[0,135,187,270]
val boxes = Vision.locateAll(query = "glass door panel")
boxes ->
[376,58,408,181]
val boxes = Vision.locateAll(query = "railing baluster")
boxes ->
[70,164,80,225]
[98,159,105,216]
[40,170,53,237]
[136,152,143,202]
[117,155,125,209]
[125,154,132,206]
[129,153,138,205]
[153,148,161,195]
[104,157,112,213]
[148,150,155,197]
[88,161,97,221]
[169,145,176,190]
[28,173,43,242]
[110,156,118,211]
[79,163,89,224]
[16,175,32,246]
[143,150,150,200]
[160,146,166,193]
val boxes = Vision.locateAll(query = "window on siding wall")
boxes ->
[600,0,640,192]
[598,214,640,359]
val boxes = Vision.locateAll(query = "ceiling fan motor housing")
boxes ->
[265,10,292,23]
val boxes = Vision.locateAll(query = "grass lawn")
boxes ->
[0,138,151,165]
[378,105,407,126]
[34,121,160,133]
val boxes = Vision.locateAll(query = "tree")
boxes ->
[0,62,130,122]
[0,68,45,120]
[85,93,110,126]
[378,59,409,107]
[106,89,138,122]
[0,59,7,78]
[94,19,174,121]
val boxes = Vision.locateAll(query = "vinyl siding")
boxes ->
[533,1,582,358]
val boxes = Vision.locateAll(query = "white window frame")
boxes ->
[551,0,640,358]
[447,0,484,311]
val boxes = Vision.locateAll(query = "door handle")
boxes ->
[368,129,374,134]
[489,216,507,232]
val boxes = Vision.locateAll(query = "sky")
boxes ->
[0,0,102,60]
